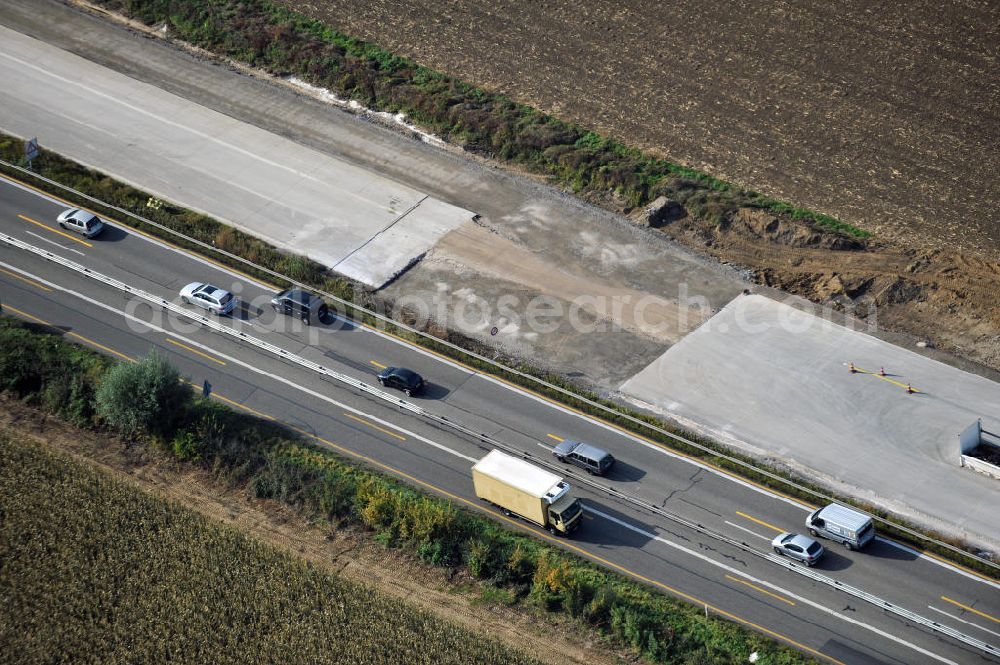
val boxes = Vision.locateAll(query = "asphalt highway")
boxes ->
[1,178,998,664]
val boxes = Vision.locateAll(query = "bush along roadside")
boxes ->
[0,133,994,577]
[0,317,815,664]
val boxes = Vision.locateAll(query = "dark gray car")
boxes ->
[552,440,615,475]
[270,288,329,324]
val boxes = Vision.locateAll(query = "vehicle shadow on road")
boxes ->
[603,460,647,482]
[97,225,128,243]
[320,310,361,331]
[233,301,263,322]
[573,501,655,548]
[416,382,450,400]
[812,548,853,572]
[866,539,919,562]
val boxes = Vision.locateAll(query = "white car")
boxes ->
[56,208,105,238]
[179,282,237,316]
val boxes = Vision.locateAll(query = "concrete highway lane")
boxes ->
[2,180,998,664]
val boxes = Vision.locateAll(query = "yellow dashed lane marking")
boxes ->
[2,304,133,362]
[941,596,1000,624]
[0,259,859,665]
[370,359,387,369]
[18,213,93,247]
[726,574,796,606]
[737,511,784,533]
[546,433,564,442]
[166,338,226,365]
[344,412,406,441]
[0,266,52,292]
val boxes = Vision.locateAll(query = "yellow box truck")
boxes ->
[472,450,584,535]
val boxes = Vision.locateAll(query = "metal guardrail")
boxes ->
[2,161,995,574]
[3,231,996,659]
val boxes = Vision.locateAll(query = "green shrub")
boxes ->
[94,349,190,439]
[0,434,544,665]
[171,429,202,461]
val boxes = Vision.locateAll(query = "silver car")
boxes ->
[179,282,237,316]
[772,532,825,566]
[57,208,105,238]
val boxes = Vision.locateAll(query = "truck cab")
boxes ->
[548,495,583,534]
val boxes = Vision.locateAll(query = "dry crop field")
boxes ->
[286,0,1000,368]
[0,432,544,665]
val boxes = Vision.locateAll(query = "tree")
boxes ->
[95,349,190,439]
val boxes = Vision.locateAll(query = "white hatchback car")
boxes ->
[179,282,237,316]
[56,208,105,238]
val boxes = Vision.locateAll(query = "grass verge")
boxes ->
[0,316,814,664]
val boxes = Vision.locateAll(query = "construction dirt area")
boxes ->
[286,0,1000,374]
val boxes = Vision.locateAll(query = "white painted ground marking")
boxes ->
[25,230,86,256]
[928,606,1000,640]
[0,256,981,663]
[5,177,995,591]
[588,505,962,665]
[3,177,277,291]
[725,521,771,542]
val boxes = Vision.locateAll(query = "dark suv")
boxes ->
[376,367,425,396]
[552,440,615,475]
[270,289,329,324]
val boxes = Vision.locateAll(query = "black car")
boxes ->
[270,288,329,324]
[377,367,425,396]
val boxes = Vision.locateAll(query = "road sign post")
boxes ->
[24,137,39,170]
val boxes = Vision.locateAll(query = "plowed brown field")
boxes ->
[288,0,999,259]
[284,0,1000,370]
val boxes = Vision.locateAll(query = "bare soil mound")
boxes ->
[661,208,1000,369]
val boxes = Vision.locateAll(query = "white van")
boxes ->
[805,504,875,550]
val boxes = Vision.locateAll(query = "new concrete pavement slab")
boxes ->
[621,294,1000,549]
[0,25,472,287]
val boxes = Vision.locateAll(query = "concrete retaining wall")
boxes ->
[960,453,1000,481]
